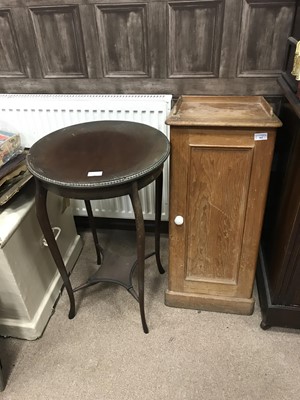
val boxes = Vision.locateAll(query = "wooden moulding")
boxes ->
[166,95,282,128]
[165,290,255,316]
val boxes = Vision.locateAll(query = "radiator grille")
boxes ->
[0,94,172,220]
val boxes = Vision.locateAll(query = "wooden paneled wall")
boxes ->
[0,0,296,96]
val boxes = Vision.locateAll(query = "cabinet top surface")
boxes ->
[166,96,282,128]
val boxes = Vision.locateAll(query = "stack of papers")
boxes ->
[0,132,32,206]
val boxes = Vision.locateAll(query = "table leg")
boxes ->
[35,179,76,319]
[84,200,103,265]
[129,182,148,334]
[155,171,165,274]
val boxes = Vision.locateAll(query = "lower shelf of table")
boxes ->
[73,249,156,302]
[165,290,255,315]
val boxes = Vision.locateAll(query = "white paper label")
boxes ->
[87,171,103,177]
[254,133,268,141]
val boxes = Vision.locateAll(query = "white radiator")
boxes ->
[0,94,172,221]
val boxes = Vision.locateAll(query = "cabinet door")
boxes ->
[168,127,276,300]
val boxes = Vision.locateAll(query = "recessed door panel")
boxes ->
[185,145,253,293]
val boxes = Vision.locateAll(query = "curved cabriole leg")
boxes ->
[155,171,165,274]
[130,182,149,334]
[35,179,76,319]
[84,200,103,265]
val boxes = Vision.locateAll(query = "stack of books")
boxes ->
[0,131,32,206]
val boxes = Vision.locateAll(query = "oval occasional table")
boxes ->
[27,120,170,333]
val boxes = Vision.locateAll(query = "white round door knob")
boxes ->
[174,215,184,226]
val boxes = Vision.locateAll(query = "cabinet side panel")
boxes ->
[186,146,253,285]
[237,130,276,298]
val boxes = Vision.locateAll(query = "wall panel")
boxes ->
[0,9,26,77]
[29,5,88,78]
[238,0,295,77]
[95,3,149,77]
[168,0,224,78]
[0,0,297,96]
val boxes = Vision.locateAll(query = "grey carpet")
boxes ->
[0,229,299,400]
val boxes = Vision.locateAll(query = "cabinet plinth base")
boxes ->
[165,290,255,315]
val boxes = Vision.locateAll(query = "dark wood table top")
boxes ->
[27,120,170,189]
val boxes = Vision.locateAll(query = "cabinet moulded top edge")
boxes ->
[166,95,282,128]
